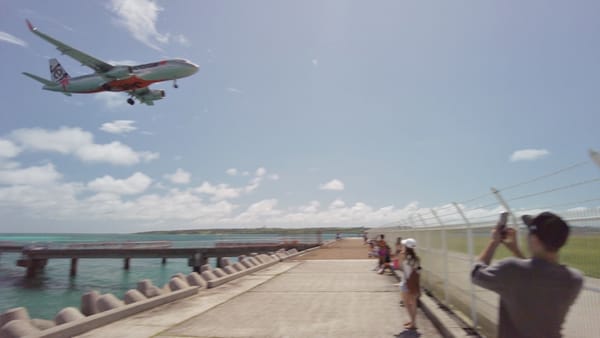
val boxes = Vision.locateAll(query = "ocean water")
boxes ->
[0,232,334,320]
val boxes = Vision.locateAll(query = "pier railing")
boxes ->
[368,157,600,337]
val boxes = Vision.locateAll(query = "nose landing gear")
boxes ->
[173,80,179,89]
[127,98,135,105]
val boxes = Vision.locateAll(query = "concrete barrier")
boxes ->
[223,266,237,274]
[200,264,212,272]
[0,320,40,338]
[36,287,199,338]
[54,307,85,325]
[168,277,189,291]
[0,308,30,328]
[206,255,281,288]
[219,258,231,266]
[201,270,218,281]
[232,262,246,272]
[213,268,227,278]
[241,260,254,269]
[186,272,207,288]
[137,279,163,298]
[30,319,55,330]
[124,289,147,305]
[171,273,187,281]
[80,291,100,316]
[96,294,124,313]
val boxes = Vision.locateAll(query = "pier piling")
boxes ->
[123,257,130,270]
[70,258,78,277]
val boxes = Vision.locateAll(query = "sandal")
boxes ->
[403,321,412,327]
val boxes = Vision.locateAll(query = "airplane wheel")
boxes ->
[127,98,135,105]
[173,84,179,89]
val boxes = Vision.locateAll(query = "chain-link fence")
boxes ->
[368,157,600,338]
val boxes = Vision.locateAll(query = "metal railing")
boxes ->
[368,156,600,338]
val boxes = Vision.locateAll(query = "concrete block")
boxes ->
[171,273,187,281]
[30,318,56,330]
[80,290,100,316]
[200,264,212,272]
[96,294,124,313]
[213,268,227,278]
[270,254,280,261]
[237,255,246,262]
[249,257,261,266]
[241,260,254,269]
[224,266,237,274]
[161,283,172,293]
[232,262,246,271]
[254,255,265,263]
[169,277,189,291]
[0,320,40,338]
[137,279,162,298]
[219,257,231,266]
[186,272,207,288]
[0,307,30,328]
[124,289,147,304]
[54,307,85,325]
[201,270,217,281]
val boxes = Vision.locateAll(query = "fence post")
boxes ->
[453,202,478,328]
[431,209,449,305]
[491,187,520,242]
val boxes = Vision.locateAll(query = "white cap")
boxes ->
[401,238,417,249]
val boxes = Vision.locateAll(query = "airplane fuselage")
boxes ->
[42,59,198,94]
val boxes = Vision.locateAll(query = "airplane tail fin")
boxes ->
[49,58,70,84]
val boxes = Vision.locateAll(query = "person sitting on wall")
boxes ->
[471,212,583,338]
[377,244,394,274]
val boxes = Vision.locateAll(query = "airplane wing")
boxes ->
[26,20,113,73]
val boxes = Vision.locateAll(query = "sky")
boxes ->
[0,0,599,233]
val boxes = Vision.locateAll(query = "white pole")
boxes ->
[431,208,449,305]
[453,202,478,328]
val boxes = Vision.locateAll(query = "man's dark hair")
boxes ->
[380,234,385,240]
[522,212,570,252]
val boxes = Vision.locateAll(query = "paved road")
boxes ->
[80,239,441,338]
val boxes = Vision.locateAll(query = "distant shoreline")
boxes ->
[135,226,366,235]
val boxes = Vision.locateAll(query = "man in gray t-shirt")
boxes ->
[471,212,583,338]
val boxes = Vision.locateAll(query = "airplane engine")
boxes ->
[142,90,166,101]
[104,66,133,79]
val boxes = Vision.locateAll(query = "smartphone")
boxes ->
[496,212,508,239]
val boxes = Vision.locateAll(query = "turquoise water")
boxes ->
[0,232,333,320]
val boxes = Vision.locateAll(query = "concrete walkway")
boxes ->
[79,239,441,338]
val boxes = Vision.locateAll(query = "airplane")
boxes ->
[22,20,199,106]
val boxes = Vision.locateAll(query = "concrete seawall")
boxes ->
[0,247,313,338]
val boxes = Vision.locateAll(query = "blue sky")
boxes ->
[0,0,599,233]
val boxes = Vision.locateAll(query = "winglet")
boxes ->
[25,19,36,32]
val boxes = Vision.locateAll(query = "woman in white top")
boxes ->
[398,238,420,330]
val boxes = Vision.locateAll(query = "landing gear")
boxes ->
[127,98,135,105]
[173,80,179,89]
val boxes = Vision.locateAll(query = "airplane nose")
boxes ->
[188,62,199,74]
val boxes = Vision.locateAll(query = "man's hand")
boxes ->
[502,228,525,259]
[491,227,503,244]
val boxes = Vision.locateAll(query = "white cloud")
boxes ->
[319,179,345,191]
[242,171,250,176]
[0,31,27,47]
[510,149,550,162]
[94,92,127,110]
[88,172,152,195]
[10,127,158,166]
[100,120,137,134]
[312,58,318,66]
[108,0,170,51]
[164,168,191,184]
[226,168,238,176]
[196,181,241,201]
[329,199,346,209]
[255,167,267,177]
[0,140,21,158]
[268,174,280,181]
[226,87,243,94]
[174,34,190,47]
[0,163,61,185]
